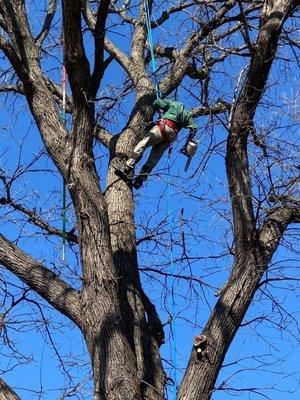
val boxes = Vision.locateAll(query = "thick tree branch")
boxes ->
[0,234,81,326]
[191,101,231,117]
[0,2,70,174]
[130,2,147,67]
[225,0,299,256]
[259,205,300,255]
[0,84,24,94]
[93,124,114,149]
[269,194,300,206]
[81,0,132,78]
[178,202,300,399]
[62,0,92,108]
[0,379,21,400]
[92,0,110,96]
[160,1,236,95]
[35,0,57,48]
[81,0,96,30]
[179,3,300,399]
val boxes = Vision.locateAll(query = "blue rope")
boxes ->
[144,0,161,99]
[144,2,176,396]
[167,152,177,400]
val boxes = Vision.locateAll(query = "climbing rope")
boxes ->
[144,2,177,395]
[144,0,161,99]
[61,65,67,261]
[167,150,177,400]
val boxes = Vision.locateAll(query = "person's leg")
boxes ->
[126,126,164,169]
[116,126,164,180]
[133,141,169,189]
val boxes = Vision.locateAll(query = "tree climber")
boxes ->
[116,98,199,189]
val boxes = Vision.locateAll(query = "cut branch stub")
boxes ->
[193,334,208,359]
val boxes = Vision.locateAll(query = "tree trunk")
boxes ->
[178,250,269,400]
[66,151,141,399]
[104,94,166,399]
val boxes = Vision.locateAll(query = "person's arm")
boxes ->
[181,114,199,155]
[153,98,171,111]
[185,114,198,134]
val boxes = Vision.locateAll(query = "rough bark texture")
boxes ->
[0,380,21,400]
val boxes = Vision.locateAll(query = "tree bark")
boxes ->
[105,92,165,399]
[0,380,21,400]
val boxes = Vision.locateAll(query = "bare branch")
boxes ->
[0,84,24,94]
[153,2,195,27]
[161,1,237,95]
[81,0,131,76]
[226,0,298,256]
[0,197,78,243]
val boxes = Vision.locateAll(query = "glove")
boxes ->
[187,129,197,141]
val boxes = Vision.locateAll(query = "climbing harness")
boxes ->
[156,119,179,144]
[144,0,161,99]
[61,65,67,261]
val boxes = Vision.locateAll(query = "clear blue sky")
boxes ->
[0,2,299,399]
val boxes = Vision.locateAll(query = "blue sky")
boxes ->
[0,1,300,399]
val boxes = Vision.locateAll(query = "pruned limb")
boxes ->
[93,124,113,149]
[0,234,81,326]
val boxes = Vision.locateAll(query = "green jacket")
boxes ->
[153,99,198,132]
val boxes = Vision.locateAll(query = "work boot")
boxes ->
[132,174,147,189]
[115,164,134,180]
